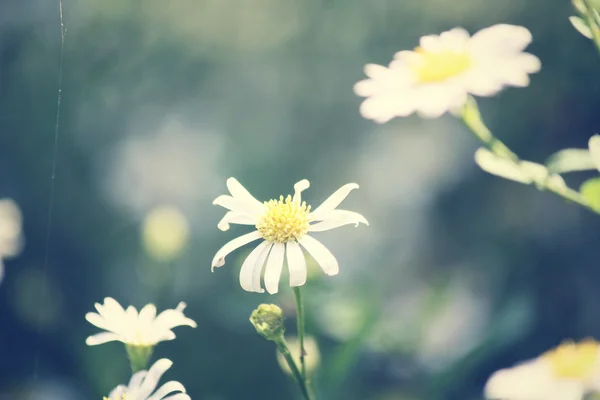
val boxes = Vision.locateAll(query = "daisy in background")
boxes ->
[485,339,600,400]
[86,297,196,371]
[0,198,23,284]
[211,178,368,294]
[104,358,190,400]
[354,24,541,121]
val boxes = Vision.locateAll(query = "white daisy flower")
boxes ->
[354,24,541,121]
[104,358,190,400]
[211,178,368,294]
[86,297,197,346]
[0,199,24,283]
[485,339,600,400]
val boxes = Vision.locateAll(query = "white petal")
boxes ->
[253,242,273,292]
[298,235,339,276]
[85,332,122,346]
[469,24,533,55]
[474,148,531,184]
[108,385,127,399]
[293,179,310,203]
[85,312,112,331]
[311,183,360,220]
[128,370,148,391]
[286,241,307,287]
[101,297,126,320]
[226,177,263,208]
[308,210,369,232]
[147,381,187,400]
[162,395,191,400]
[153,308,197,331]
[364,63,390,79]
[139,304,157,326]
[438,27,471,51]
[239,241,269,293]
[217,211,256,231]
[137,359,173,399]
[589,134,600,172]
[264,242,285,294]
[484,359,553,400]
[211,231,262,270]
[213,195,263,218]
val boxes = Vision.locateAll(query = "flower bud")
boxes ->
[249,304,285,341]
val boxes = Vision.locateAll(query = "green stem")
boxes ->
[125,344,153,373]
[459,96,600,215]
[274,337,313,400]
[293,287,307,378]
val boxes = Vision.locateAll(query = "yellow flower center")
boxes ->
[543,339,600,379]
[256,195,311,243]
[411,47,471,83]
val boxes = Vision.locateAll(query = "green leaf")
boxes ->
[545,148,596,174]
[580,177,600,210]
[570,16,593,38]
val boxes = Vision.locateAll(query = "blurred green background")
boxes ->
[2,0,600,399]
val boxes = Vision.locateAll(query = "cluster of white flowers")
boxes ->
[86,297,196,399]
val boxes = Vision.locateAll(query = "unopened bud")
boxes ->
[249,304,285,341]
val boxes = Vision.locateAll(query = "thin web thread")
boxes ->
[32,0,65,381]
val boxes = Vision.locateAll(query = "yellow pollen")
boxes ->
[256,195,311,243]
[543,339,600,379]
[411,46,471,83]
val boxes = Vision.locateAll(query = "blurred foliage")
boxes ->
[1,0,600,399]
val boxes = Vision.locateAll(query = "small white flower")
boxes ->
[86,297,197,346]
[485,339,600,400]
[0,199,24,284]
[474,148,567,189]
[104,358,190,400]
[354,24,541,121]
[211,178,368,294]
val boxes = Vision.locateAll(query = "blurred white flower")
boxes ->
[104,358,190,400]
[475,148,567,189]
[0,198,24,283]
[485,339,600,400]
[354,24,541,121]
[85,297,196,346]
[141,205,190,262]
[101,118,224,219]
[211,178,368,294]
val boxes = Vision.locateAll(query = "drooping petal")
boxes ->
[286,241,307,287]
[589,134,600,172]
[226,178,264,208]
[239,241,269,293]
[293,179,310,204]
[211,231,262,270]
[217,211,257,231]
[298,235,339,276]
[147,381,187,400]
[264,242,285,294]
[253,242,272,293]
[153,308,197,331]
[85,332,122,346]
[136,358,173,399]
[311,183,360,220]
[308,210,369,232]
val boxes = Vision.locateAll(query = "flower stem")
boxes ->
[293,287,307,378]
[274,336,313,400]
[459,96,600,215]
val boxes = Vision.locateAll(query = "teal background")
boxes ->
[2,0,600,399]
